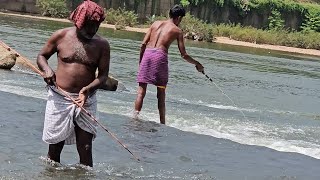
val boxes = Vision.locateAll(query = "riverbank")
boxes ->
[1,11,320,57]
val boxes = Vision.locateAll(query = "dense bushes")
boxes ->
[105,8,138,30]
[34,0,320,50]
[180,0,320,32]
[212,23,320,49]
[176,0,320,49]
[180,13,214,42]
[179,12,320,50]
[145,14,168,25]
[36,0,69,18]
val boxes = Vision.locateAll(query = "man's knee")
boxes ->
[138,89,146,98]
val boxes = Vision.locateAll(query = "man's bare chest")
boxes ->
[58,40,100,67]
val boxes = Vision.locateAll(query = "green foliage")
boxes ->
[36,0,69,18]
[180,0,190,6]
[102,0,320,48]
[145,14,168,25]
[115,17,126,30]
[67,0,83,10]
[180,0,320,31]
[301,7,320,32]
[181,0,224,6]
[103,0,320,49]
[180,13,205,33]
[268,10,284,30]
[105,8,138,27]
[212,23,320,49]
[232,0,250,15]
[180,13,214,41]
[182,0,205,5]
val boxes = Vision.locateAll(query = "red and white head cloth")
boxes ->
[69,0,105,29]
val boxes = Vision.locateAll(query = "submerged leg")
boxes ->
[134,83,147,117]
[75,123,93,167]
[47,141,65,163]
[157,87,166,124]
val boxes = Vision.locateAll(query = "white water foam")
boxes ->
[3,82,319,160]
[169,115,320,159]
[95,94,320,160]
[0,84,47,100]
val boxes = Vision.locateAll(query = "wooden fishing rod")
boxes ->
[0,40,140,161]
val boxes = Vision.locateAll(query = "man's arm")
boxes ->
[139,27,152,64]
[81,39,110,95]
[37,30,62,85]
[177,32,204,72]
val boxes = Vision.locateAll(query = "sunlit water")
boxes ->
[1,14,320,179]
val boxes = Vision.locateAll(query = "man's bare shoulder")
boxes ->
[166,22,182,36]
[150,20,165,29]
[51,27,74,40]
[153,20,165,25]
[94,35,110,49]
[172,25,182,33]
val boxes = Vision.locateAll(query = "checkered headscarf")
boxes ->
[69,0,105,29]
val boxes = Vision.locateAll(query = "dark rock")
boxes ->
[99,76,118,91]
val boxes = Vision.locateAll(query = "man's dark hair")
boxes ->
[169,4,186,18]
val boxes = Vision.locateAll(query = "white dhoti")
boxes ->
[42,86,97,145]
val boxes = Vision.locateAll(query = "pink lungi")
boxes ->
[137,48,168,87]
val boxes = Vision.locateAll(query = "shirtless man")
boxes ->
[37,0,109,167]
[134,4,204,124]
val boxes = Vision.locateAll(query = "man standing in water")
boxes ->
[37,0,109,167]
[134,4,204,124]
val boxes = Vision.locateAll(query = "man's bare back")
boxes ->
[146,20,181,52]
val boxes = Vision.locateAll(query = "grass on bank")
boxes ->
[180,13,320,50]
[103,8,320,50]
[212,23,320,49]
[34,0,320,50]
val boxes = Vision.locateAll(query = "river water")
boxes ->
[1,14,320,179]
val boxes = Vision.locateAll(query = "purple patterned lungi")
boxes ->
[137,48,168,87]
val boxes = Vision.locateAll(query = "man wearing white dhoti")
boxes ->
[37,0,110,167]
[42,86,98,145]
